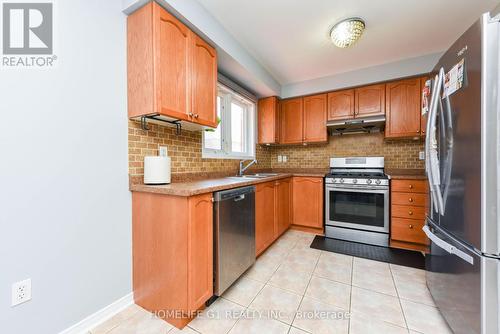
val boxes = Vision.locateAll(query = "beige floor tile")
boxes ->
[262,243,292,261]
[350,287,406,328]
[274,236,298,250]
[281,249,320,274]
[349,312,408,334]
[390,264,426,285]
[401,300,452,334]
[352,267,397,296]
[268,264,312,295]
[292,296,349,334]
[395,279,435,306]
[170,326,200,334]
[107,309,172,334]
[90,304,145,334]
[353,257,391,276]
[228,316,290,334]
[189,298,245,334]
[305,276,351,310]
[248,285,302,325]
[222,277,265,307]
[288,327,309,334]
[243,255,280,282]
[313,253,352,285]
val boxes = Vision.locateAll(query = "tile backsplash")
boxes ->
[128,121,424,179]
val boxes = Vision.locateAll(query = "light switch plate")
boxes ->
[419,151,425,160]
[277,155,282,163]
[283,156,287,163]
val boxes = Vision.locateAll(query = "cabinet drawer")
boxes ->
[391,192,428,207]
[391,218,428,245]
[391,179,428,193]
[392,205,426,220]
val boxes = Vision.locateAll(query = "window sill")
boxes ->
[202,151,255,160]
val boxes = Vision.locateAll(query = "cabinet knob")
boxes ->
[409,184,414,189]
[408,211,413,216]
[194,114,199,119]
[409,224,414,229]
[408,197,414,202]
[188,112,194,117]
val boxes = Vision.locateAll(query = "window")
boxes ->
[202,84,256,159]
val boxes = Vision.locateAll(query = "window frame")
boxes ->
[202,84,256,160]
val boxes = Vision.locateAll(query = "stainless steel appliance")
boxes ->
[327,115,385,135]
[423,10,500,334]
[213,186,255,296]
[325,157,389,247]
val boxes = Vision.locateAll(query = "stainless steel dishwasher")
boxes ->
[213,185,255,296]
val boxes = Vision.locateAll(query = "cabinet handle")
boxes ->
[408,211,413,216]
[409,184,414,189]
[194,114,199,119]
[188,112,194,117]
[409,224,414,229]
[408,197,414,202]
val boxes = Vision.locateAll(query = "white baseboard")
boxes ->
[58,292,133,334]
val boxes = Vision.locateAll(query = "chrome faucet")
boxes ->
[238,159,257,176]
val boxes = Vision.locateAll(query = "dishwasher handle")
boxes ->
[233,194,245,202]
[214,185,255,202]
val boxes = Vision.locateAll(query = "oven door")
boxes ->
[325,185,389,233]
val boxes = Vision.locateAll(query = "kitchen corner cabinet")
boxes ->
[127,2,217,128]
[303,94,328,143]
[280,98,304,144]
[390,179,430,252]
[255,178,292,256]
[132,192,213,329]
[292,177,324,232]
[258,96,280,144]
[385,78,422,138]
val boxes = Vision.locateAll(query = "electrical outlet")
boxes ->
[277,155,282,163]
[12,279,31,307]
[419,151,425,160]
[283,156,287,163]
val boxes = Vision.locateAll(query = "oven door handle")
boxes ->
[326,186,388,194]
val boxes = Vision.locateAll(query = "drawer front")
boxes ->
[391,179,428,193]
[391,218,428,245]
[391,192,428,207]
[392,204,427,220]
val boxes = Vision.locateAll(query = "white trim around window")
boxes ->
[202,84,256,159]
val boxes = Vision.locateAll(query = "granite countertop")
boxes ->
[130,169,326,197]
[385,168,427,180]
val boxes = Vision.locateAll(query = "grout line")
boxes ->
[347,255,354,334]
[389,264,410,330]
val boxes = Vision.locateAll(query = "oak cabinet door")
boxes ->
[355,84,385,118]
[255,182,276,256]
[258,96,280,144]
[327,89,354,121]
[303,94,327,143]
[187,193,213,311]
[292,177,323,228]
[385,78,421,138]
[280,98,304,144]
[190,32,218,128]
[276,179,291,237]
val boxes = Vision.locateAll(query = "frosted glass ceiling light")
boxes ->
[330,18,365,48]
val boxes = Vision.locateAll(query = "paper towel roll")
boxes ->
[144,156,171,184]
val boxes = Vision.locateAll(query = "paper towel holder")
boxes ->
[140,114,182,135]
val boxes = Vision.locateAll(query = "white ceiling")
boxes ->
[196,0,500,85]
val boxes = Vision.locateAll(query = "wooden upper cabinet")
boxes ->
[303,94,327,143]
[258,96,280,144]
[280,98,304,144]
[127,2,217,128]
[190,33,217,128]
[420,76,430,137]
[275,179,291,237]
[255,182,276,256]
[292,177,324,229]
[327,89,354,121]
[385,78,422,138]
[355,84,385,118]
[187,193,213,311]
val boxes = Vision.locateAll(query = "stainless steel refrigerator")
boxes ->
[423,10,500,334]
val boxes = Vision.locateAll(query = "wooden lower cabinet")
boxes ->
[390,179,429,252]
[132,192,213,329]
[255,178,292,256]
[291,177,324,232]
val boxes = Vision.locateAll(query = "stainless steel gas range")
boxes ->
[325,157,389,247]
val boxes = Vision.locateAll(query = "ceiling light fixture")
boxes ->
[330,17,365,48]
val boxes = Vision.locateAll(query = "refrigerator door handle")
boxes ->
[423,225,474,264]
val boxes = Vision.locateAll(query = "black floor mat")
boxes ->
[310,236,425,270]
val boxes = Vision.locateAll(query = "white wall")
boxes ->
[0,1,131,333]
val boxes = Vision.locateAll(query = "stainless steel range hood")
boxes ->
[327,115,385,135]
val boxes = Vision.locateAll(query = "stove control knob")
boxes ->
[340,178,344,183]
[352,179,357,184]
[366,179,372,184]
[375,179,381,185]
[332,179,337,183]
